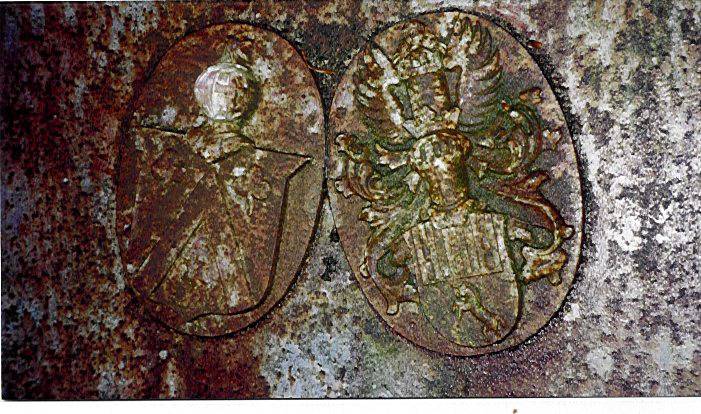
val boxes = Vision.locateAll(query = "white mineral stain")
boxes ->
[253,58,273,80]
[160,107,177,125]
[335,87,354,110]
[162,359,182,398]
[120,1,160,35]
[73,75,86,119]
[63,4,77,27]
[563,303,581,322]
[109,8,124,51]
[228,289,239,308]
[612,204,643,252]
[586,347,614,381]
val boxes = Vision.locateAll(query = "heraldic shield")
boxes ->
[122,128,307,327]
[399,211,519,347]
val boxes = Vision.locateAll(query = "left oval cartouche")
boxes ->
[116,23,325,336]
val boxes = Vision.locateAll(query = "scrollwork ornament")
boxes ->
[329,11,583,354]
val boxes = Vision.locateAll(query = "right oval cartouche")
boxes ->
[328,11,583,356]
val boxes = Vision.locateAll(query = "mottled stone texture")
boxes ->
[1,0,699,399]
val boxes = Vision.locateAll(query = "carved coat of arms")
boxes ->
[329,12,582,353]
[116,24,324,336]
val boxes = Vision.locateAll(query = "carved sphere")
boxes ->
[194,63,254,121]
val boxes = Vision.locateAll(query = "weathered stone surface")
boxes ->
[1,0,699,398]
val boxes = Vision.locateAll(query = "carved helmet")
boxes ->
[194,39,260,123]
[390,23,458,137]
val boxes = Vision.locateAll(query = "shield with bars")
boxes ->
[400,210,520,348]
